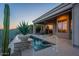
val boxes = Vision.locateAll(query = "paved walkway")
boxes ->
[22,34,79,56]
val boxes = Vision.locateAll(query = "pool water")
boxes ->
[30,36,55,51]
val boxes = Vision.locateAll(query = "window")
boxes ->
[57,14,69,32]
[58,20,67,32]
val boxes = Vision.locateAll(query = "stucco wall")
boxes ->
[56,33,69,39]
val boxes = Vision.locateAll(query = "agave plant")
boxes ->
[2,4,10,56]
[17,22,29,35]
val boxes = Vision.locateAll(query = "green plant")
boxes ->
[17,22,29,35]
[2,4,10,56]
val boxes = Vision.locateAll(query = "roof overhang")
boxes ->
[33,3,74,24]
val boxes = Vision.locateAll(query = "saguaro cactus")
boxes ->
[2,4,10,56]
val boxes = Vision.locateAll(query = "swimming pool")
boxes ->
[30,36,55,51]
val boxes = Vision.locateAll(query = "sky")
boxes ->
[0,3,60,29]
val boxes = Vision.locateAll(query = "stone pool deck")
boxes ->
[1,34,79,56]
[22,34,79,56]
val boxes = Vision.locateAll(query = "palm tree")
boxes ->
[2,4,10,56]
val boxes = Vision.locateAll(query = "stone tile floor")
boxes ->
[22,34,79,56]
[1,34,79,56]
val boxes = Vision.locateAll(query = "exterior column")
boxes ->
[53,23,56,35]
[72,4,79,47]
[53,20,57,35]
[68,13,71,40]
[33,24,36,34]
[40,24,43,33]
[42,24,46,33]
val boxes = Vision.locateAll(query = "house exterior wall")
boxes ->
[56,32,69,39]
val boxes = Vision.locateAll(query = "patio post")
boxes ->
[42,24,46,34]
[40,24,43,34]
[53,23,56,35]
[33,24,36,34]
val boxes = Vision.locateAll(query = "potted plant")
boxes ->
[17,22,29,42]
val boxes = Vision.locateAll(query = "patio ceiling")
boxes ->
[33,3,74,24]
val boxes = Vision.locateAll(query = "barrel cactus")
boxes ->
[2,4,10,56]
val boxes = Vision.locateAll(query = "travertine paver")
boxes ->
[22,34,79,56]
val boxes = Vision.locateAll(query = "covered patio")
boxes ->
[33,3,79,48]
[33,11,72,39]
